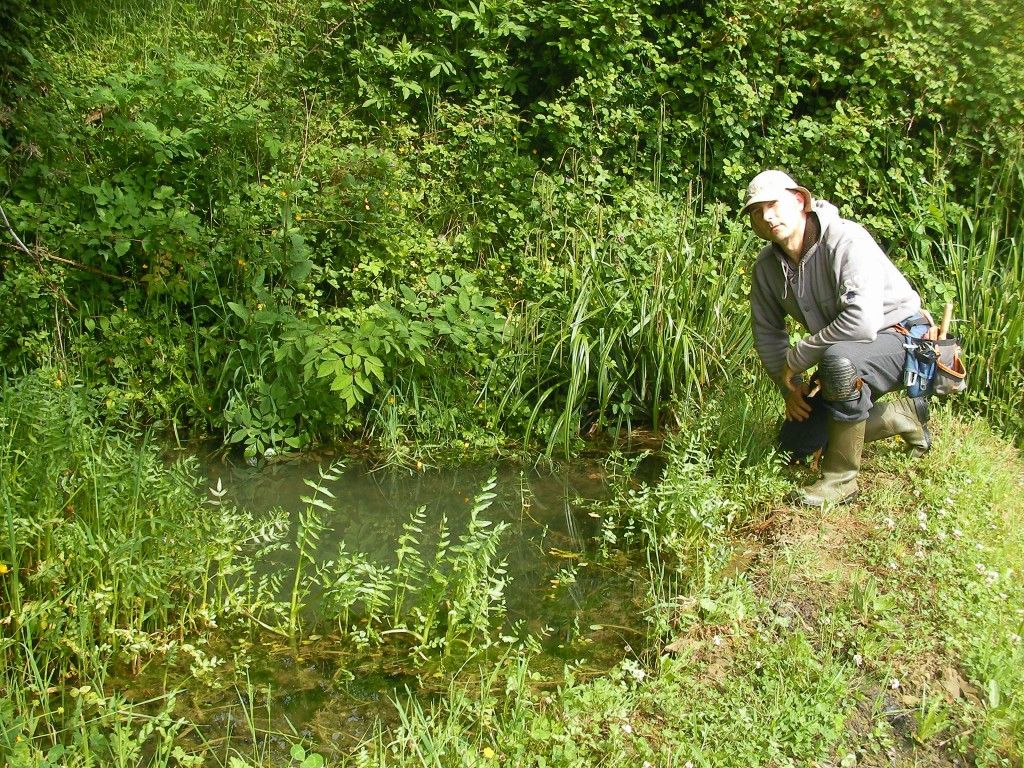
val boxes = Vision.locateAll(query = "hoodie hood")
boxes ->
[774,199,842,300]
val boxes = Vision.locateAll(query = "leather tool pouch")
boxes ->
[897,321,968,397]
[930,336,968,396]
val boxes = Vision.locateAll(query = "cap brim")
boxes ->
[739,194,776,216]
[739,185,813,216]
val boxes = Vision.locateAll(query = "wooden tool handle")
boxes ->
[938,302,954,340]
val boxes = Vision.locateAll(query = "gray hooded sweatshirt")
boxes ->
[749,200,921,389]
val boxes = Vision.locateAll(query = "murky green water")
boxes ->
[209,458,640,629]
[128,455,653,756]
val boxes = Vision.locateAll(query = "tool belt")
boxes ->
[894,314,968,397]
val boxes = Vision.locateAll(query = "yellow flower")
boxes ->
[482,747,495,760]
[0,563,10,574]
[294,212,303,221]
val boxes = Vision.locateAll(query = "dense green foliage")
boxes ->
[4,4,1024,763]
[1,0,1023,458]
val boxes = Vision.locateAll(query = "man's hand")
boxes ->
[784,385,813,421]
[781,361,812,422]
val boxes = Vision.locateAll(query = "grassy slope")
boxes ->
[381,408,1023,768]
[621,409,1022,766]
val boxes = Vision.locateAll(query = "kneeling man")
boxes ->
[742,170,931,505]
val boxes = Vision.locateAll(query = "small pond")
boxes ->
[124,455,656,756]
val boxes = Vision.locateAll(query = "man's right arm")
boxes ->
[750,263,813,421]
[750,262,791,392]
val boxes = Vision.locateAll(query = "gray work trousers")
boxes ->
[819,330,907,423]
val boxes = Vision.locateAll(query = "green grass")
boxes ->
[489,192,758,456]
[896,148,1024,445]
[338,405,1024,768]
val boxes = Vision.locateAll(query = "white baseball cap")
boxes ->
[740,170,813,215]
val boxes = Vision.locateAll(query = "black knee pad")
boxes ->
[819,355,861,402]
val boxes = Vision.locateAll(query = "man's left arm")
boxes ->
[786,226,887,374]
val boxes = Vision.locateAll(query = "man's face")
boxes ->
[748,190,807,246]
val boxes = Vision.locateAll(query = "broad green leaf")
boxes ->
[227,302,250,321]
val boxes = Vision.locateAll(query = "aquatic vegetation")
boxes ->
[0,371,276,762]
[318,474,511,660]
[0,375,518,762]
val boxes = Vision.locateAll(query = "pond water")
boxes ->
[209,457,643,632]
[125,455,655,756]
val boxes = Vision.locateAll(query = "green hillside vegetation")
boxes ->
[2,0,1024,765]
[2,0,1022,458]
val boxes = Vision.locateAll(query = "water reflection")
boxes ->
[139,455,652,757]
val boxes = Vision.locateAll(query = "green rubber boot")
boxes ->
[798,418,866,507]
[865,396,931,458]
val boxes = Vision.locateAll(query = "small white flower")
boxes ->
[890,678,900,690]
[853,653,863,667]
[712,635,722,646]
[622,722,633,734]
[884,517,896,530]
[888,561,898,571]
[685,762,694,768]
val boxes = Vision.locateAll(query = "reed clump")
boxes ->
[489,184,759,456]
[894,149,1024,444]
